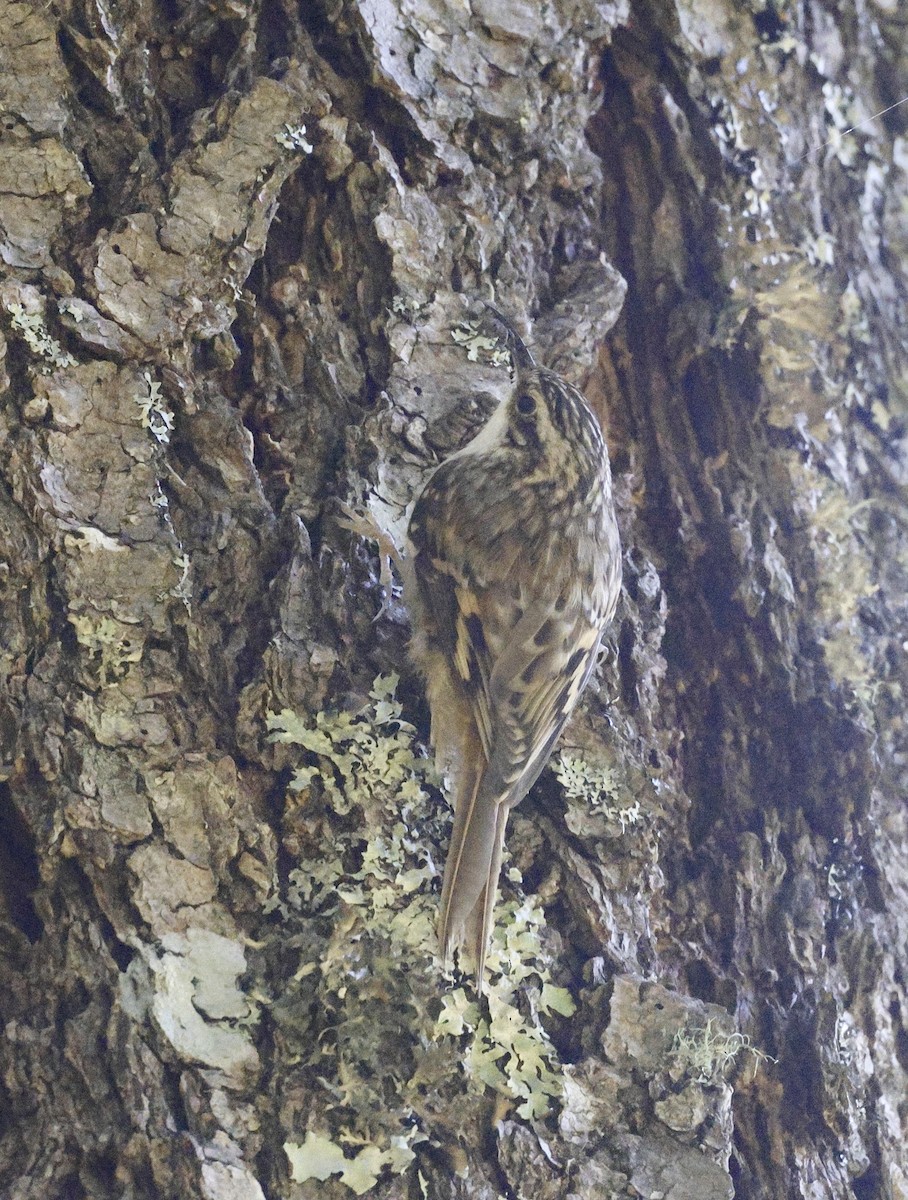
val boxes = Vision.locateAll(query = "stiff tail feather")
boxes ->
[470,804,510,986]
[438,758,511,988]
[438,753,488,956]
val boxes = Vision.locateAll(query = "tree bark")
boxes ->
[1,0,906,1198]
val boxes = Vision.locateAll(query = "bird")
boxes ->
[406,309,622,984]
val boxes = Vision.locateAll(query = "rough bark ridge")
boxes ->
[1,0,906,1197]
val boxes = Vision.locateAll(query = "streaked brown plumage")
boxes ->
[407,311,621,984]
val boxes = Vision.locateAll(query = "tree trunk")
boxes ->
[1,0,906,1197]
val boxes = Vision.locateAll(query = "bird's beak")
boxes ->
[483,304,536,372]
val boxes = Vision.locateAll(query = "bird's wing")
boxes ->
[485,591,604,803]
[410,472,607,981]
[436,573,605,978]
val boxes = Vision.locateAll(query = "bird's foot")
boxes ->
[336,501,404,619]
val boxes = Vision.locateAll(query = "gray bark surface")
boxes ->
[1,0,906,1197]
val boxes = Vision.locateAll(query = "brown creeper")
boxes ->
[407,311,622,982]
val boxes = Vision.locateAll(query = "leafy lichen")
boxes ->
[433,887,579,1120]
[285,1129,419,1196]
[268,676,581,1171]
[267,677,437,1191]
[267,674,438,946]
[451,320,512,366]
[554,751,644,837]
[135,370,174,445]
[8,301,75,370]
[70,613,143,684]
[275,122,313,153]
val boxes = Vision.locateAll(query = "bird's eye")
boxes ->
[515,394,536,416]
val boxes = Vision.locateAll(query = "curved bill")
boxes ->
[483,304,536,371]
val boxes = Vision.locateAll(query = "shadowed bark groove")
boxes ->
[1,0,906,1197]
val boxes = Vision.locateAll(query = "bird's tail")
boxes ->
[438,760,511,989]
[471,802,510,985]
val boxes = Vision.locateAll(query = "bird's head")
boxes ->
[483,307,606,487]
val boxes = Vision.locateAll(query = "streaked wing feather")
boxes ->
[410,482,496,757]
[438,582,603,978]
[411,468,610,983]
[485,597,604,805]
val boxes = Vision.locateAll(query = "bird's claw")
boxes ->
[337,501,404,620]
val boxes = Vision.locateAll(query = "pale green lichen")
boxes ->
[839,281,872,347]
[285,1129,420,1196]
[717,243,835,386]
[268,678,437,1191]
[390,293,426,320]
[267,679,438,920]
[221,275,244,303]
[670,1017,775,1085]
[275,122,313,153]
[57,298,85,323]
[168,550,193,611]
[70,613,143,684]
[269,677,580,1140]
[435,889,578,1120]
[554,751,643,836]
[451,320,512,366]
[135,370,174,445]
[146,930,260,1082]
[8,302,75,370]
[818,79,862,167]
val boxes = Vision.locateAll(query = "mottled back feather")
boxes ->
[408,354,622,983]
